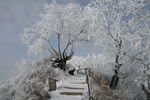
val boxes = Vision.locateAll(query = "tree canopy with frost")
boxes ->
[86,0,150,92]
[22,3,92,71]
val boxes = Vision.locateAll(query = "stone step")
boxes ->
[63,86,84,90]
[60,92,83,95]
[69,82,86,84]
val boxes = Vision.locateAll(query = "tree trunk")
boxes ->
[109,40,122,89]
[109,74,119,89]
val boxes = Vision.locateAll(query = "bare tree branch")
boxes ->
[73,24,87,42]
[56,32,62,59]
[107,27,119,44]
[62,36,72,59]
[133,15,150,23]
[36,33,59,56]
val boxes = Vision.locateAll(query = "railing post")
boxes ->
[85,68,92,100]
[85,68,88,83]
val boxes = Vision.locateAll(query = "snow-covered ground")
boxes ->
[49,75,87,100]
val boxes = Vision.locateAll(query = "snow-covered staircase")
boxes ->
[49,75,87,100]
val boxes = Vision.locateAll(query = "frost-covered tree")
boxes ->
[86,0,149,91]
[22,2,91,71]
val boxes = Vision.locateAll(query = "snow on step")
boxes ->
[49,75,87,100]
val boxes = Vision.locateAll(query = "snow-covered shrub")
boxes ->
[0,56,60,100]
[92,86,123,100]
